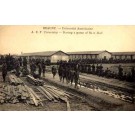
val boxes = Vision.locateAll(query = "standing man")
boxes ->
[42,61,46,77]
[118,65,123,80]
[2,61,7,82]
[38,63,42,78]
[74,70,79,89]
[58,65,63,82]
[52,66,57,79]
[92,64,95,74]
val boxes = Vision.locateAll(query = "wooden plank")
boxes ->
[29,88,44,106]
[24,85,39,106]
[36,87,52,101]
[45,87,59,99]
[39,86,54,100]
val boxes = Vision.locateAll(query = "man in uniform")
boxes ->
[52,66,57,79]
[96,64,99,75]
[88,65,91,74]
[70,68,75,86]
[58,65,63,82]
[42,61,46,77]
[38,63,42,78]
[118,65,123,80]
[74,70,79,89]
[99,64,103,77]
[92,64,95,74]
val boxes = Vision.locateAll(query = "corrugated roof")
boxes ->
[112,52,135,55]
[21,51,58,56]
[21,50,69,57]
[67,50,110,55]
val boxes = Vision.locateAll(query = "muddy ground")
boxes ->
[0,73,95,111]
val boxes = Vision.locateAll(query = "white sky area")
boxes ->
[0,25,135,55]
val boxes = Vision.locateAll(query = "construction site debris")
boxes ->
[27,75,44,86]
[8,74,24,85]
[37,85,71,110]
[0,84,43,106]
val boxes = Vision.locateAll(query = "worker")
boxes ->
[52,66,57,79]
[74,70,79,89]
[2,61,7,82]
[70,68,75,86]
[15,59,20,77]
[42,61,46,77]
[99,64,103,77]
[118,65,123,80]
[39,63,42,78]
[58,65,63,82]
[92,64,95,74]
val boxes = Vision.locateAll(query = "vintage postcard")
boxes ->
[0,25,135,111]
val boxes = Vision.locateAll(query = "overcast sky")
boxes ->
[0,25,135,55]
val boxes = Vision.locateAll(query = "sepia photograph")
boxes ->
[0,25,135,111]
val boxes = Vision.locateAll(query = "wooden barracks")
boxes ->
[20,50,135,62]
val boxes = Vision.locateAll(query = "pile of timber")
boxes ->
[27,75,44,86]
[0,85,43,106]
[37,85,71,110]
[8,74,24,85]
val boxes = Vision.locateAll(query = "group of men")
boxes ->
[29,59,46,78]
[79,63,135,82]
[55,62,80,88]
[1,55,22,82]
[1,54,135,85]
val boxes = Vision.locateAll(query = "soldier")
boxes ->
[92,64,95,74]
[58,65,63,82]
[66,65,71,84]
[23,57,27,68]
[88,65,91,74]
[70,68,75,86]
[18,57,22,67]
[99,64,103,77]
[31,61,36,76]
[105,68,109,78]
[2,61,7,82]
[74,70,79,89]
[38,63,42,78]
[15,59,20,77]
[62,65,66,83]
[118,65,123,80]
[86,65,89,74]
[96,64,99,75]
[65,65,68,83]
[52,66,57,79]
[42,61,46,77]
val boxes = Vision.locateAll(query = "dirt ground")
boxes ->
[0,98,94,111]
[0,73,95,111]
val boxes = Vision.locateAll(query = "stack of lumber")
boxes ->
[37,85,71,110]
[0,85,43,106]
[27,75,44,86]
[8,74,24,85]
[24,85,43,106]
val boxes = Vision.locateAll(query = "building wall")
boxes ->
[98,52,112,60]
[112,55,134,60]
[51,51,69,63]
